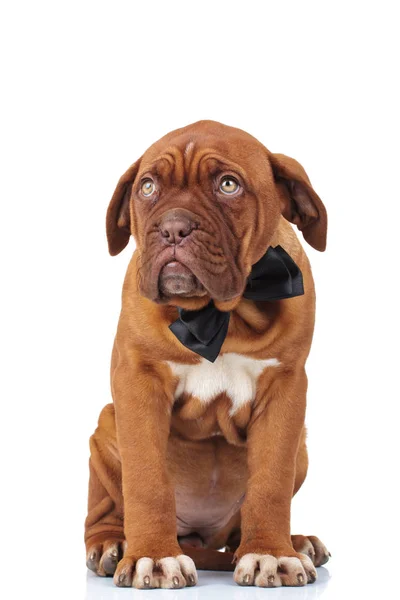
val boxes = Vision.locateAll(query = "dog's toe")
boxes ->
[291,534,330,567]
[255,555,281,587]
[114,556,135,587]
[176,554,198,586]
[99,542,121,575]
[307,535,330,566]
[133,557,158,588]
[114,554,197,589]
[86,540,124,576]
[234,553,315,587]
[86,545,101,573]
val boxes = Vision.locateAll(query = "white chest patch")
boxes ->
[167,353,280,415]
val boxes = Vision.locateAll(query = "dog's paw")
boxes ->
[86,539,126,576]
[113,554,198,589]
[234,553,317,587]
[291,534,330,567]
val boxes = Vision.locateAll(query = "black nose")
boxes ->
[159,210,195,245]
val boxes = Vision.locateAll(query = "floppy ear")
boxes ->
[269,153,328,251]
[106,158,142,256]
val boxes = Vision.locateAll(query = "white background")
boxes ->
[1,2,399,599]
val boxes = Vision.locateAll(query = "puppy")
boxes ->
[85,120,329,588]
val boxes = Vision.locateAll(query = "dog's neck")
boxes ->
[230,298,280,335]
[166,246,304,362]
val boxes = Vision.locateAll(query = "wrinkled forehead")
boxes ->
[137,130,272,188]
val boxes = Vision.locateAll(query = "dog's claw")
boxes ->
[243,574,250,584]
[268,575,275,584]
[173,576,179,587]
[188,574,196,585]
[144,576,150,587]
[297,573,304,584]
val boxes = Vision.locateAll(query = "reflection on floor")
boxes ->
[86,566,331,599]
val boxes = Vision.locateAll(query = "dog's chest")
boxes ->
[167,353,279,415]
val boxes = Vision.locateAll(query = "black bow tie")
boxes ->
[169,245,304,362]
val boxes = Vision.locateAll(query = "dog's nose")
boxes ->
[159,211,195,245]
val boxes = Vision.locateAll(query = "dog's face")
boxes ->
[106,121,327,309]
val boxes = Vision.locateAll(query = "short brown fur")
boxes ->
[85,120,329,589]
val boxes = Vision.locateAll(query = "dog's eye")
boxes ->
[141,179,155,197]
[219,176,240,195]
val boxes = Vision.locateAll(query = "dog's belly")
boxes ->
[167,352,280,415]
[175,485,244,540]
[167,434,248,541]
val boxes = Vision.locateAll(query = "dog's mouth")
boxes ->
[141,242,244,304]
[158,260,207,299]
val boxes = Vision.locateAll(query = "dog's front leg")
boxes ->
[111,355,198,589]
[234,368,317,588]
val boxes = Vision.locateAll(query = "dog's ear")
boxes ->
[269,153,327,251]
[106,158,142,256]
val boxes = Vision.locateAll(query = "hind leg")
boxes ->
[85,404,125,576]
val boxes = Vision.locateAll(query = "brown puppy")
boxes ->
[85,120,330,589]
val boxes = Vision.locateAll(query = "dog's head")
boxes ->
[106,121,327,310]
